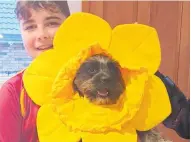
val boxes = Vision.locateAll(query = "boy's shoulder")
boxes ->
[5,70,24,84]
[1,70,25,91]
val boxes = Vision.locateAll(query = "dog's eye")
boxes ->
[88,68,97,74]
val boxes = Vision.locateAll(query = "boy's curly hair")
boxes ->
[15,1,70,20]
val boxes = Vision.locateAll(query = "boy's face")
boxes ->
[20,8,66,59]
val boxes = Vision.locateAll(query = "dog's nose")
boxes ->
[100,75,110,83]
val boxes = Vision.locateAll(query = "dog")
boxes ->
[73,54,125,105]
[73,54,171,142]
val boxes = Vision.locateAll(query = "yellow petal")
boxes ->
[53,12,112,64]
[37,105,137,142]
[23,50,64,105]
[122,70,148,121]
[109,24,161,74]
[37,104,81,142]
[131,75,171,131]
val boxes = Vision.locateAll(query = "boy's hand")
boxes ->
[155,71,190,139]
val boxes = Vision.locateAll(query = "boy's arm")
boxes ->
[155,71,190,139]
[0,83,22,142]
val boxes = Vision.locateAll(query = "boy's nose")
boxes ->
[37,34,49,41]
[37,29,50,41]
[38,35,48,41]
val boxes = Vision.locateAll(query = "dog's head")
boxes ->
[73,54,125,105]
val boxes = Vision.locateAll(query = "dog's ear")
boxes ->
[72,78,78,92]
[72,78,84,97]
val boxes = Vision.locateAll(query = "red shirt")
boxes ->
[0,72,40,142]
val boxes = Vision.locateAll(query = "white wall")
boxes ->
[68,1,82,13]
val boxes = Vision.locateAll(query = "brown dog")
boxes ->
[73,54,125,105]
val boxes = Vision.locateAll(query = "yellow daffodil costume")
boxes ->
[23,12,171,142]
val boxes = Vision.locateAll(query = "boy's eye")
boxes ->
[46,22,60,27]
[24,25,37,31]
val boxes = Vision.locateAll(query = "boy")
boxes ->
[0,1,189,142]
[0,1,70,142]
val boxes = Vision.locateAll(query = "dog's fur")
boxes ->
[73,54,125,105]
[73,54,171,142]
[137,129,172,142]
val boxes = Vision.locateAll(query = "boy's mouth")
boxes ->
[36,45,53,50]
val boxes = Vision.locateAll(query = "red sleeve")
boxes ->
[0,82,22,142]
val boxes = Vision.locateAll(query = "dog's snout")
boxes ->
[100,75,110,83]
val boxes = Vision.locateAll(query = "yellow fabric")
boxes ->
[20,88,25,117]
[23,50,65,105]
[109,24,161,74]
[131,75,172,131]
[23,12,171,142]
[37,104,137,142]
